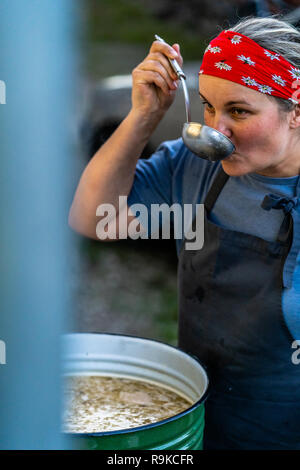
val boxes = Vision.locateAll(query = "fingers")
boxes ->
[132,68,173,96]
[139,55,178,91]
[133,41,183,96]
[151,40,183,69]
[172,44,182,66]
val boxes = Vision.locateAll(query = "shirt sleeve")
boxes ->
[127,138,185,236]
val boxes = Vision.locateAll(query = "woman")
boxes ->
[69,16,300,449]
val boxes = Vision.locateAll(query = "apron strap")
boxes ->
[183,167,229,249]
[261,194,297,243]
[261,175,300,288]
[204,167,229,213]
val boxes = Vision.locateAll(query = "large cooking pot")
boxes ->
[62,333,209,450]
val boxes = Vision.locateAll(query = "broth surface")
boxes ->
[63,375,192,433]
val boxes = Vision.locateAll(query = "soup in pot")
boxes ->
[63,375,193,433]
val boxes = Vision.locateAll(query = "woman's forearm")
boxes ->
[68,109,160,238]
[68,40,182,239]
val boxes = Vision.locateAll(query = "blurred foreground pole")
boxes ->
[0,0,78,449]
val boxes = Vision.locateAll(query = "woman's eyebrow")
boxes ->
[199,92,211,104]
[199,92,251,106]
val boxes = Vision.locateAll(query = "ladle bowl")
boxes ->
[182,122,235,161]
[154,34,236,162]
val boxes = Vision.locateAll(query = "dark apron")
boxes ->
[178,168,300,450]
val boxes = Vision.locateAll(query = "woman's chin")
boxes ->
[221,156,249,177]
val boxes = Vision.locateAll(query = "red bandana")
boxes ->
[199,30,300,104]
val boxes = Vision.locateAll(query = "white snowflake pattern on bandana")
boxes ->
[231,35,242,45]
[288,67,300,80]
[215,61,232,71]
[264,50,280,61]
[257,84,274,94]
[272,74,286,87]
[241,76,258,87]
[237,55,255,66]
[207,45,222,54]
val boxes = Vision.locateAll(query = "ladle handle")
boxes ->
[154,34,186,79]
[180,77,191,123]
[154,34,191,122]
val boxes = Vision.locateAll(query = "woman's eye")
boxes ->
[202,101,214,112]
[201,101,249,118]
[231,107,248,116]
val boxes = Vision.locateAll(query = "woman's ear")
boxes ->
[289,105,300,129]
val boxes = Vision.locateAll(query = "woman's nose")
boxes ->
[212,115,233,139]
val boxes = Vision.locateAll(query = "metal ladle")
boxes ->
[155,35,235,161]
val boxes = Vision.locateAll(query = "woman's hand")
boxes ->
[131,40,183,122]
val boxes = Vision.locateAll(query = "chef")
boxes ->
[69,16,300,449]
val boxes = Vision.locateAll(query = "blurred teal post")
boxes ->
[0,0,78,449]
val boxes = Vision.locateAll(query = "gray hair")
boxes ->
[229,16,300,112]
